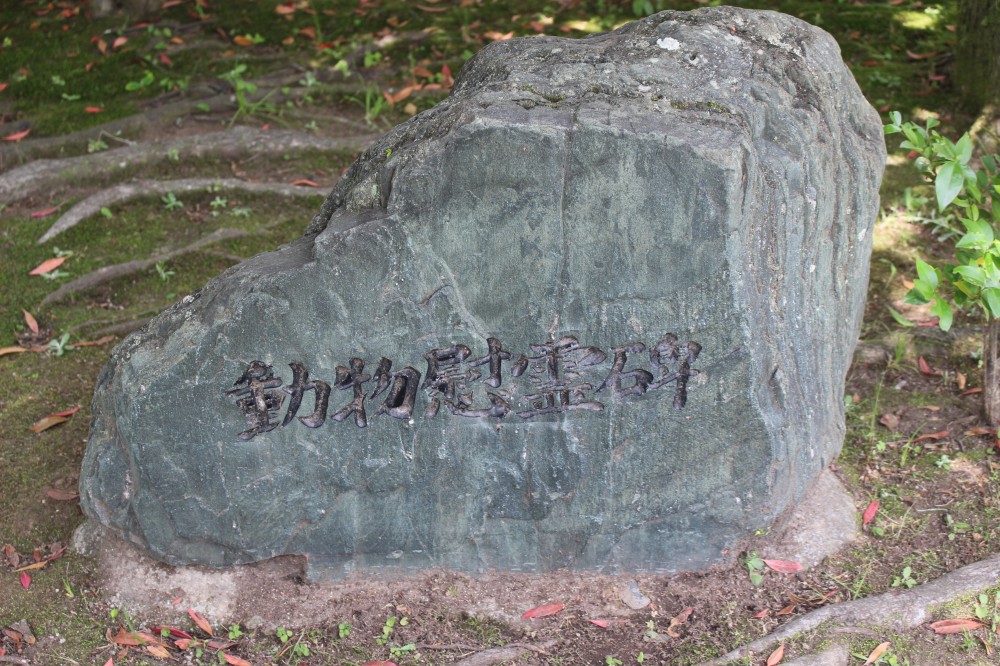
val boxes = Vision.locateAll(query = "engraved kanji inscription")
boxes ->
[331,357,370,428]
[516,335,607,418]
[226,330,703,439]
[227,361,285,441]
[649,333,703,409]
[282,361,331,428]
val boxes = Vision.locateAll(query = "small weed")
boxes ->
[276,626,292,643]
[99,207,113,218]
[605,657,623,666]
[227,624,243,640]
[390,642,416,657]
[125,71,155,92]
[974,591,1000,630]
[376,616,397,645]
[86,137,108,153]
[231,207,252,217]
[154,262,174,282]
[363,50,383,68]
[337,622,351,639]
[934,454,953,469]
[166,148,180,161]
[161,192,184,210]
[744,552,765,586]
[891,566,917,589]
[944,513,971,541]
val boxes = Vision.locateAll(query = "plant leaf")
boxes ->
[521,602,565,618]
[29,415,68,433]
[862,500,879,526]
[931,299,953,331]
[22,310,39,334]
[930,618,983,634]
[918,356,940,376]
[30,207,58,218]
[865,642,890,665]
[222,654,252,666]
[145,644,171,659]
[28,256,67,275]
[20,572,30,589]
[766,643,784,665]
[3,128,30,142]
[188,608,213,636]
[763,559,803,574]
[887,306,915,327]
[936,160,964,210]
[586,619,610,627]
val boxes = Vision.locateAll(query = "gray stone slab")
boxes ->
[80,7,885,576]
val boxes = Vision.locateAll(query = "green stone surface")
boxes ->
[80,7,885,576]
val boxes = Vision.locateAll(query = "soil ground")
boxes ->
[1,1,998,665]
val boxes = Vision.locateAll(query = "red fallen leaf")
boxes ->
[384,85,416,105]
[3,128,31,142]
[865,641,890,665]
[483,30,515,41]
[23,309,39,334]
[188,608,213,636]
[299,26,316,39]
[146,644,171,659]
[206,638,237,650]
[522,602,565,618]
[0,347,29,356]
[275,2,296,14]
[918,356,939,376]
[906,50,938,60]
[913,430,949,442]
[233,35,254,47]
[103,659,113,666]
[586,619,610,627]
[158,53,172,66]
[441,63,454,86]
[290,179,320,187]
[30,415,69,433]
[149,626,193,640]
[416,4,448,11]
[753,608,771,618]
[31,206,59,218]
[112,36,128,49]
[763,559,803,574]
[222,653,252,666]
[174,638,198,650]
[96,38,108,54]
[961,388,984,396]
[965,426,996,436]
[46,488,79,501]
[413,65,434,78]
[20,572,30,589]
[862,500,878,526]
[930,618,983,634]
[15,546,65,572]
[776,604,796,615]
[29,256,67,275]
[766,643,784,665]
[52,406,81,417]
[0,82,7,93]
[666,606,694,637]
[162,0,184,7]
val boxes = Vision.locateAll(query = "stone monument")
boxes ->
[80,7,885,577]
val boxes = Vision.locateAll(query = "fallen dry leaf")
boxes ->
[188,608,213,636]
[862,500,879,526]
[233,35,254,46]
[112,36,128,49]
[865,641,890,665]
[918,356,939,376]
[766,643,784,665]
[666,606,693,638]
[930,618,983,634]
[23,310,39,334]
[19,572,30,590]
[776,603,797,616]
[29,415,68,433]
[753,608,770,619]
[46,488,79,501]
[85,106,104,113]
[29,256,67,275]
[145,644,171,659]
[221,653,252,666]
[521,602,565,619]
[74,335,115,348]
[586,619,610,627]
[30,207,58,218]
[879,412,900,431]
[149,626,192,640]
[289,179,320,187]
[51,406,81,418]
[913,430,949,442]
[3,128,31,142]
[965,426,996,437]
[0,346,29,356]
[763,559,802,574]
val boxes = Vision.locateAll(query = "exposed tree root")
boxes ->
[699,553,1000,666]
[1,127,376,205]
[453,640,558,666]
[40,227,248,307]
[39,177,327,243]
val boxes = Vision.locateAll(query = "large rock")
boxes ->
[80,7,885,576]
